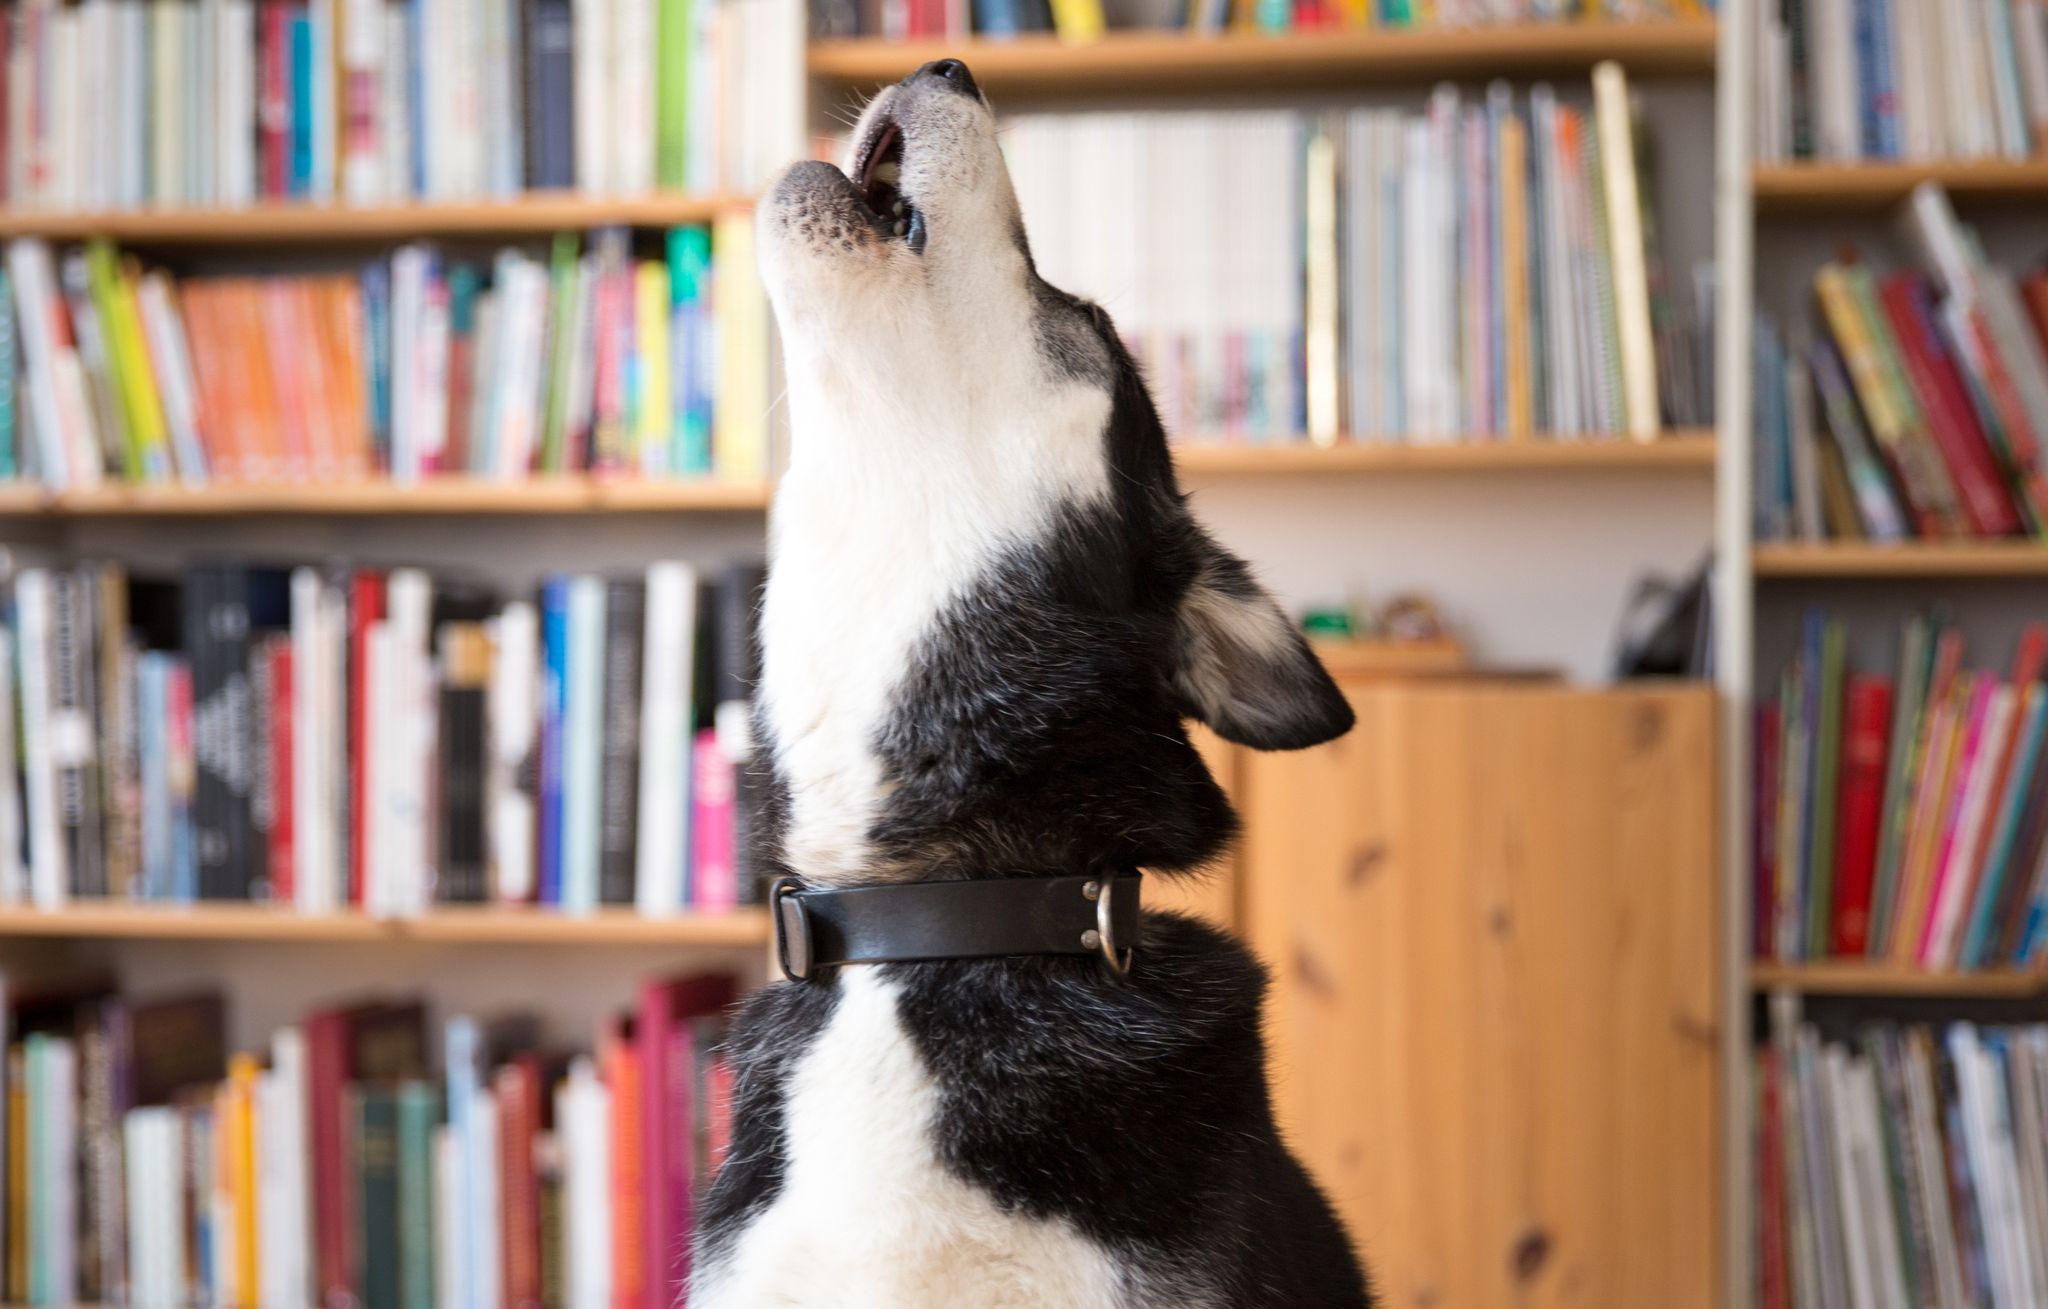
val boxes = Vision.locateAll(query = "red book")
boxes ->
[258,4,290,198]
[305,1003,381,1309]
[1879,275,2024,537]
[1960,625,2048,885]
[270,642,295,901]
[497,1056,545,1309]
[1830,676,1894,956]
[2023,273,2048,351]
[638,975,737,1309]
[603,1019,643,1309]
[348,570,386,906]
[1755,702,1782,960]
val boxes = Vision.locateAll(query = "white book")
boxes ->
[0,630,21,906]
[255,1068,294,1309]
[137,272,210,484]
[262,1028,311,1309]
[434,1127,464,1309]
[1952,1027,2027,1309]
[558,1059,613,1309]
[309,0,335,198]
[14,571,64,908]
[573,0,611,192]
[380,7,413,200]
[1848,1059,1909,1309]
[1592,62,1659,441]
[9,240,75,488]
[1822,1047,1878,1309]
[615,0,655,194]
[2019,2,2048,142]
[636,563,697,917]
[124,1108,184,1309]
[386,568,435,915]
[218,0,256,205]
[390,245,428,481]
[561,575,605,914]
[290,569,331,912]
[2010,1044,2048,1306]
[363,621,399,915]
[493,255,550,478]
[150,0,183,207]
[1924,685,2016,968]
[50,8,79,210]
[35,1038,79,1303]
[419,273,452,475]
[487,602,538,902]
[471,1088,502,1309]
[1984,0,2032,158]
[1400,119,1435,440]
[481,0,518,195]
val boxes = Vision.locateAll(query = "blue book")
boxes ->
[971,0,1020,38]
[0,268,15,479]
[361,262,392,472]
[560,575,605,914]
[1852,0,1899,159]
[537,578,570,906]
[289,14,314,195]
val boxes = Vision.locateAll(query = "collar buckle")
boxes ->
[772,878,815,981]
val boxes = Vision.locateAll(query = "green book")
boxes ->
[0,268,16,480]
[396,1083,438,1309]
[654,0,693,190]
[538,233,581,475]
[1806,619,1847,958]
[1869,614,1932,956]
[353,1086,401,1309]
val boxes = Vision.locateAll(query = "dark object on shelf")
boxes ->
[1612,556,1712,680]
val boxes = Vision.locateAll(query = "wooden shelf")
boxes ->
[1171,431,1715,474]
[1751,961,2048,999]
[1752,540,2048,578]
[0,477,773,517]
[0,192,752,245]
[1753,159,2048,209]
[807,22,1718,98]
[0,903,772,947]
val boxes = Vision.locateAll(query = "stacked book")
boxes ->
[1,0,801,212]
[0,557,769,916]
[1753,1016,2048,1309]
[1755,0,2048,166]
[0,221,770,492]
[1756,612,2048,971]
[1,973,740,1309]
[1001,66,1705,445]
[810,0,1711,45]
[1753,184,2048,544]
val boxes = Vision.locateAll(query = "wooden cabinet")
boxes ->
[1237,683,1719,1309]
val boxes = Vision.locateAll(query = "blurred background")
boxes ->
[3,0,2048,1306]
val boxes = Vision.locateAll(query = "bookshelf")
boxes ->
[1753,159,2048,209]
[1172,431,1716,475]
[1749,961,2048,999]
[1750,541,2048,577]
[806,20,1719,97]
[0,904,771,947]
[0,194,754,245]
[0,477,775,517]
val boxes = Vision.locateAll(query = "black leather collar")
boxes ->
[771,873,1143,981]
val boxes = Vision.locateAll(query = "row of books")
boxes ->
[810,0,1709,44]
[0,558,769,915]
[1753,1017,2048,1309]
[1,0,801,213]
[1000,68,1703,446]
[1756,612,2048,970]
[1752,185,2048,544]
[1755,0,2048,166]
[1,971,741,1309]
[0,222,770,491]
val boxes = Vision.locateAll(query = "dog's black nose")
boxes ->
[915,58,981,100]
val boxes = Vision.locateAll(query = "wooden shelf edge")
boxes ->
[0,903,772,946]
[807,21,1718,95]
[0,192,755,244]
[0,477,775,516]
[1750,961,2048,998]
[1172,431,1714,474]
[1752,541,2048,577]
[1753,159,2048,207]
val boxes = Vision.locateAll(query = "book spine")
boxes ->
[437,625,490,904]
[598,578,644,906]
[537,578,569,906]
[1830,675,1892,956]
[688,728,734,911]
[353,1087,400,1309]
[347,570,386,907]
[396,1083,436,1309]
[562,574,606,913]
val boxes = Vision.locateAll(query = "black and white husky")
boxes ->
[689,59,1373,1309]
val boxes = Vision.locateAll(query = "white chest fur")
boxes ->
[690,971,1130,1308]
[757,340,1112,885]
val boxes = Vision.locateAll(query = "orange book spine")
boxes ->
[228,1052,262,1307]
[325,279,374,477]
[178,285,236,483]
[605,1026,644,1309]
[232,284,287,482]
[292,281,341,480]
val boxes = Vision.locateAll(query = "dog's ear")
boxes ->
[1170,543,1354,751]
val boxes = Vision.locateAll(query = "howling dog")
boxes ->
[690,58,1373,1309]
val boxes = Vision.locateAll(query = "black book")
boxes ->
[714,564,767,905]
[52,567,106,897]
[522,0,575,189]
[436,624,490,904]
[598,577,644,906]
[184,565,230,899]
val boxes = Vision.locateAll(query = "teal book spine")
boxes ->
[0,268,15,480]
[668,227,714,475]
[354,1087,400,1309]
[396,1083,438,1309]
[1962,690,2048,967]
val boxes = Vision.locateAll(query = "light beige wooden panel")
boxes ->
[1242,683,1718,1309]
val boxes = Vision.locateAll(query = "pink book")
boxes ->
[689,728,737,911]
[1918,678,1997,964]
[637,974,737,1309]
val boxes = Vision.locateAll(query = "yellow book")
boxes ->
[1891,680,1971,965]
[1498,112,1533,440]
[1591,61,1660,442]
[228,1052,261,1308]
[1047,0,1104,41]
[634,261,673,476]
[1814,267,1907,440]
[712,214,768,484]
[85,242,173,481]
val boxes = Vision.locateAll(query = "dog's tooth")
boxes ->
[892,200,905,216]
[893,220,907,236]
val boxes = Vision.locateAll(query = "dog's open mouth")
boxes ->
[852,118,926,253]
